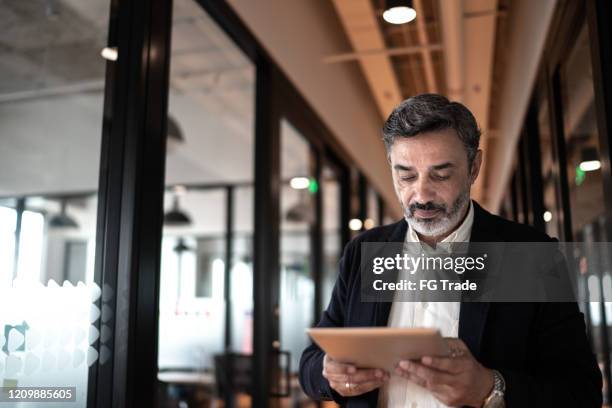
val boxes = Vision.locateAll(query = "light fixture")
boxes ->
[49,200,79,229]
[166,115,185,154]
[100,47,118,61]
[349,218,363,231]
[173,237,193,253]
[290,177,310,190]
[579,147,601,172]
[164,195,191,226]
[543,211,552,223]
[383,0,417,24]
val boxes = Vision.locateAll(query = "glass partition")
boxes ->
[279,118,315,403]
[156,0,255,405]
[0,0,110,405]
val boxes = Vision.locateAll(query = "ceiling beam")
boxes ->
[323,43,443,63]
[331,0,403,119]
[439,0,465,103]
[413,0,438,93]
[463,0,498,204]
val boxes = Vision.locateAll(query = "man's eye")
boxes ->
[400,175,416,182]
[432,174,450,181]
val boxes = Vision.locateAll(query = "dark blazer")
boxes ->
[299,200,602,407]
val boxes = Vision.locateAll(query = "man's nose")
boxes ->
[412,177,436,203]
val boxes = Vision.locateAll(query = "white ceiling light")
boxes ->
[579,160,601,172]
[579,147,601,172]
[290,177,310,190]
[383,0,417,25]
[101,47,118,61]
[543,211,552,223]
[349,218,363,231]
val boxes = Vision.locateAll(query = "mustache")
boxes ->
[408,201,447,213]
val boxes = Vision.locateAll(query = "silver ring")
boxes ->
[345,381,350,389]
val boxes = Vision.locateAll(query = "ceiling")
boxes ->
[330,0,506,208]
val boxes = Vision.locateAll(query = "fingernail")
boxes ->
[399,361,410,370]
[375,369,383,378]
[422,356,432,365]
[347,366,356,374]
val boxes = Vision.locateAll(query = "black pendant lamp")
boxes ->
[164,195,191,226]
[49,199,79,229]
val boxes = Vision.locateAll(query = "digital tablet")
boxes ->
[307,327,450,371]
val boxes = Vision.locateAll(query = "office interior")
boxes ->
[1,0,612,406]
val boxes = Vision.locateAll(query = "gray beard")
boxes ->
[403,189,470,238]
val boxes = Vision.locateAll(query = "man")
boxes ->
[299,94,602,407]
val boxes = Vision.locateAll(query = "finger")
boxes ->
[328,381,352,397]
[324,358,357,375]
[396,360,454,386]
[395,368,450,395]
[420,356,465,374]
[444,338,470,354]
[324,368,388,383]
[329,378,386,396]
[394,369,427,388]
[350,379,388,394]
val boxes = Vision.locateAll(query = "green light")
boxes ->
[576,166,586,186]
[308,178,319,194]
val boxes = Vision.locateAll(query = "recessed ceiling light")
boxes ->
[290,177,310,190]
[383,0,417,25]
[349,218,363,231]
[101,47,118,61]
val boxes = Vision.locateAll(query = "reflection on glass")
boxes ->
[0,1,108,405]
[157,0,255,406]
[560,23,605,237]
[231,186,254,356]
[537,89,560,239]
[367,186,380,229]
[321,165,342,309]
[280,118,314,401]
[559,20,611,405]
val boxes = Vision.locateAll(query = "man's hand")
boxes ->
[322,354,390,397]
[395,338,494,407]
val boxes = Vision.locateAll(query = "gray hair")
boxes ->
[382,94,481,165]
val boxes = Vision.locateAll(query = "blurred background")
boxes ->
[1,0,612,406]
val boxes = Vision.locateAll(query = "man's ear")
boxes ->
[470,149,483,184]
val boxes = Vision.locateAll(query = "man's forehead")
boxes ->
[389,134,467,166]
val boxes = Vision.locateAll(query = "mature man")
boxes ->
[299,94,602,407]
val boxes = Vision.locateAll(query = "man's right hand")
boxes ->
[322,354,390,397]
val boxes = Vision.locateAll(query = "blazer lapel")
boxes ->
[373,219,407,327]
[459,201,503,359]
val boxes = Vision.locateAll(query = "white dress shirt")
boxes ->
[378,200,474,408]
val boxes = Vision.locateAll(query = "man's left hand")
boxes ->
[395,338,494,407]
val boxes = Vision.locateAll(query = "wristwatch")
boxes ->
[482,369,505,408]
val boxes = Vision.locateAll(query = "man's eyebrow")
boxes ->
[393,164,414,171]
[430,162,454,171]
